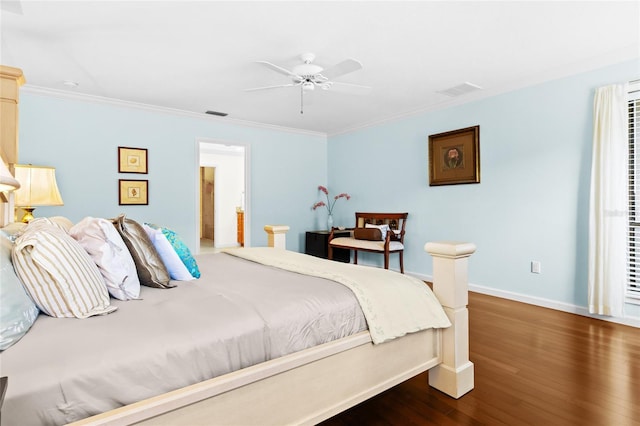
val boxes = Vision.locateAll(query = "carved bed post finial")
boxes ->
[424,241,476,399]
[264,225,290,249]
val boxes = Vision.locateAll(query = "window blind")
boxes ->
[628,84,640,303]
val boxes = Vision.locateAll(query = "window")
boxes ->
[628,82,640,304]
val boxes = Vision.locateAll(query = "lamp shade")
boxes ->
[14,164,64,207]
[0,161,20,192]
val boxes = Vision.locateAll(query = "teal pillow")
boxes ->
[145,223,200,279]
[0,229,39,351]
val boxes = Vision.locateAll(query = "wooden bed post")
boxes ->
[0,65,25,227]
[424,241,476,399]
[263,225,290,249]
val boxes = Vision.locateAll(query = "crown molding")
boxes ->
[20,85,328,139]
[329,47,640,137]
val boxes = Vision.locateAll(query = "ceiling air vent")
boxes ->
[205,110,228,117]
[437,82,483,97]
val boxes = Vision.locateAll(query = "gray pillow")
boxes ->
[111,214,173,289]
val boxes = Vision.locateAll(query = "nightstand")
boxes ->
[305,230,350,262]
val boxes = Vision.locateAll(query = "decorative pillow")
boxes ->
[70,217,141,300]
[27,217,68,233]
[0,229,39,350]
[142,224,194,281]
[353,227,383,241]
[111,215,173,288]
[365,223,390,240]
[11,223,116,318]
[48,216,75,233]
[146,223,200,279]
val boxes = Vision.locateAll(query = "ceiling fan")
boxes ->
[246,53,371,113]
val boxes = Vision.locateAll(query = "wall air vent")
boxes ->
[437,82,483,97]
[205,110,228,117]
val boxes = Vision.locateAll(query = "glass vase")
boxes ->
[327,214,334,231]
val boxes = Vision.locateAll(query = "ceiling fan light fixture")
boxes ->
[302,82,315,91]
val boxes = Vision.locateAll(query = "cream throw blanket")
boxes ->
[224,247,451,344]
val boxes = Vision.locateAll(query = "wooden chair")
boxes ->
[328,212,408,273]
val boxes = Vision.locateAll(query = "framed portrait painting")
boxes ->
[119,179,148,205]
[428,125,480,186]
[118,147,148,174]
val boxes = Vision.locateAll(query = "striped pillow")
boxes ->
[11,223,116,318]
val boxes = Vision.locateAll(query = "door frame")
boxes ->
[195,138,251,252]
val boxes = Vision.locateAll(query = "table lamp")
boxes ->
[13,164,64,223]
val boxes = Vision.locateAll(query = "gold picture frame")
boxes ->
[118,147,148,174]
[428,125,480,186]
[119,179,148,205]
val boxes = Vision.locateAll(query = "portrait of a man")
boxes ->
[443,146,463,169]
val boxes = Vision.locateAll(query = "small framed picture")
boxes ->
[119,179,148,205]
[428,125,480,186]
[118,147,148,174]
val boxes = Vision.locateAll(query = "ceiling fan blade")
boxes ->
[321,58,363,80]
[245,83,300,92]
[255,61,299,78]
[329,81,371,95]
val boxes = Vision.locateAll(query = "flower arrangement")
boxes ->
[312,185,351,215]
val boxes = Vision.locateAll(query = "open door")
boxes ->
[200,167,215,248]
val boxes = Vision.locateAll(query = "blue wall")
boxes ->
[17,58,640,316]
[328,59,639,313]
[18,93,327,253]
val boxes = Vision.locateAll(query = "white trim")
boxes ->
[22,49,638,140]
[330,46,640,137]
[22,85,327,138]
[406,269,640,328]
[470,283,640,328]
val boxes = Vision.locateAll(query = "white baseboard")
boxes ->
[407,270,640,329]
[470,283,640,328]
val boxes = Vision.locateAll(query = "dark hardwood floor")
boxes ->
[320,292,640,426]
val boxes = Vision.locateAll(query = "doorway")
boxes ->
[200,166,215,249]
[197,140,249,253]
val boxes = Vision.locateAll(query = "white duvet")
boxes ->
[225,247,451,344]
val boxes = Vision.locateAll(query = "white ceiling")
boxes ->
[1,1,638,135]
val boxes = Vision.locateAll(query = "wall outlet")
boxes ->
[531,261,541,274]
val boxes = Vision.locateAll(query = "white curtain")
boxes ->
[588,84,629,316]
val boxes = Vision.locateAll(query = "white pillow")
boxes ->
[142,224,194,281]
[12,222,116,318]
[365,223,390,240]
[70,217,141,300]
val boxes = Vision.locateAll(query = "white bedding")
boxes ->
[0,252,367,425]
[225,247,451,343]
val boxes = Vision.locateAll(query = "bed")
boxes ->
[0,229,475,426]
